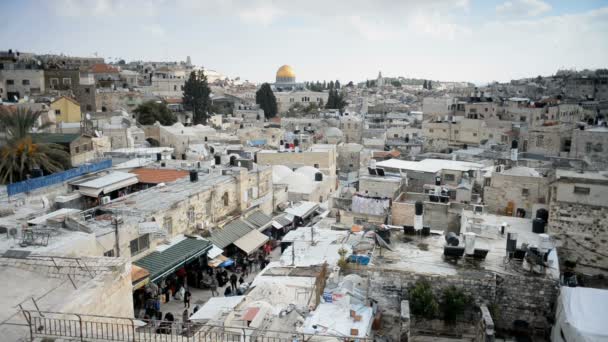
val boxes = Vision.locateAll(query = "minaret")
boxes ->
[186,56,192,66]
[377,71,384,87]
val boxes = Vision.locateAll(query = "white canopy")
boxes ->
[552,286,608,342]
[189,296,245,322]
[233,230,269,255]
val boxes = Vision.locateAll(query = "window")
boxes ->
[86,104,92,111]
[104,249,115,257]
[394,134,398,138]
[163,216,173,234]
[429,129,434,133]
[75,146,79,153]
[586,142,592,153]
[223,192,229,206]
[536,135,544,147]
[55,109,61,115]
[85,88,90,94]
[489,134,494,138]
[62,78,71,85]
[522,188,529,197]
[573,186,590,195]
[314,163,319,168]
[7,79,14,85]
[22,79,30,86]
[454,130,459,134]
[129,234,150,256]
[473,133,477,137]
[444,174,455,182]
[443,129,447,133]
[594,143,603,152]
[50,78,59,87]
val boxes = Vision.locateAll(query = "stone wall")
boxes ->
[352,266,557,334]
[484,174,548,217]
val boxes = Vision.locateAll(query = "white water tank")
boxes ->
[464,232,476,255]
[538,233,552,252]
[369,159,377,169]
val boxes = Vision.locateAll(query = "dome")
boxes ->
[324,127,343,138]
[295,166,321,180]
[283,173,315,194]
[276,65,296,84]
[276,65,295,78]
[272,165,294,183]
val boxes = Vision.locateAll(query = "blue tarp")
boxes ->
[248,139,267,147]
[7,159,112,196]
[348,255,370,266]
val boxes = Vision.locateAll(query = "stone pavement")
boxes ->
[154,247,282,323]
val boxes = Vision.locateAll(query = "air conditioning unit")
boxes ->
[101,196,111,205]
[473,204,484,215]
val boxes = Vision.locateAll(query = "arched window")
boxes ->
[222,192,229,206]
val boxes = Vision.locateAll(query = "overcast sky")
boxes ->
[2,0,607,84]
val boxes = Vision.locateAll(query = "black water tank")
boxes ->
[189,170,198,182]
[536,208,549,222]
[506,232,517,253]
[445,232,459,246]
[161,162,166,167]
[156,153,162,161]
[214,155,221,165]
[284,143,290,149]
[463,143,468,150]
[280,140,284,146]
[294,139,299,147]
[209,146,215,154]
[315,172,323,182]
[511,140,518,149]
[435,177,441,186]
[415,201,423,215]
[230,156,237,166]
[204,136,208,142]
[182,154,186,160]
[532,218,546,234]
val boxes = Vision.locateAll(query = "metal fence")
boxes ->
[6,159,112,196]
[21,310,371,342]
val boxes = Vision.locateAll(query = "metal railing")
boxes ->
[21,310,372,342]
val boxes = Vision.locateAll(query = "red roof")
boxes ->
[130,168,189,184]
[89,63,119,74]
[373,150,401,159]
[165,98,183,104]
[242,307,260,321]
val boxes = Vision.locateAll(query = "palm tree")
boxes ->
[0,107,71,184]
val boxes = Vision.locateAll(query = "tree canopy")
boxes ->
[134,101,177,126]
[255,83,278,119]
[183,70,211,124]
[391,80,402,88]
[325,87,347,111]
[0,107,71,184]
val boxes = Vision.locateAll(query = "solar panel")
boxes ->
[3,250,31,259]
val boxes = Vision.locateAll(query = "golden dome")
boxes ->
[276,65,296,79]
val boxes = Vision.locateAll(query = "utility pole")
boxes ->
[113,216,120,257]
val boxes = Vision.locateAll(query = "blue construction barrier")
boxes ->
[7,159,112,196]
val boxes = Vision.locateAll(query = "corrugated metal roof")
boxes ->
[245,210,272,229]
[209,219,254,249]
[134,238,211,281]
[273,214,293,227]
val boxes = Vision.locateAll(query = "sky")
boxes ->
[1,0,608,84]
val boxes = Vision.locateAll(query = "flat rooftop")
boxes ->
[373,212,560,279]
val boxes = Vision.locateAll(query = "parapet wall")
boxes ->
[352,266,557,334]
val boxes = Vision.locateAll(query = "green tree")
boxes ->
[409,280,439,319]
[391,80,402,88]
[335,80,341,89]
[423,80,428,89]
[134,101,177,125]
[365,80,370,88]
[428,80,432,90]
[183,70,211,124]
[442,286,470,323]
[255,83,278,119]
[347,81,354,87]
[328,80,335,90]
[0,107,71,184]
[325,89,347,111]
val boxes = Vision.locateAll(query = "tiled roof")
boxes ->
[134,238,211,281]
[244,210,272,229]
[89,63,119,74]
[209,219,254,249]
[130,168,189,184]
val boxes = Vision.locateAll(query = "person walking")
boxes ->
[224,286,232,297]
[229,273,238,292]
[210,277,219,297]
[184,288,191,309]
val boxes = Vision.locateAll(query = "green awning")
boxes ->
[134,238,212,282]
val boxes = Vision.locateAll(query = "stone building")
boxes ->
[257,144,337,178]
[484,166,549,217]
[338,115,363,143]
[524,124,572,156]
[548,169,608,276]
[569,126,608,170]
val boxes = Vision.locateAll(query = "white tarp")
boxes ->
[552,286,608,342]
[189,296,245,322]
[233,230,269,255]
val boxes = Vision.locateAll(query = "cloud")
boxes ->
[237,5,284,25]
[53,0,164,17]
[496,0,551,17]
[142,24,165,37]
